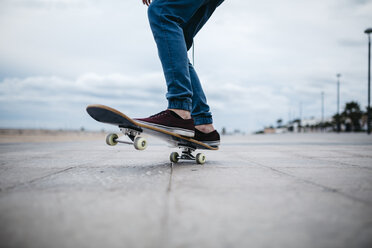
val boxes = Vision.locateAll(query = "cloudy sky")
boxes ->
[0,0,371,132]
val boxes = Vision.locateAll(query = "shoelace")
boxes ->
[149,110,167,118]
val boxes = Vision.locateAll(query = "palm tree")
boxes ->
[276,119,283,128]
[342,101,363,132]
[332,113,343,132]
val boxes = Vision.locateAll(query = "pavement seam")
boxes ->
[0,166,76,194]
[0,155,113,193]
[241,156,372,207]
[331,148,372,159]
[285,150,372,171]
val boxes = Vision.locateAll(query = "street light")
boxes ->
[336,73,341,132]
[365,28,372,135]
[321,91,324,124]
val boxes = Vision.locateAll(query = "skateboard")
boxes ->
[86,104,218,164]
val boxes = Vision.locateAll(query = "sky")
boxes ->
[0,0,371,133]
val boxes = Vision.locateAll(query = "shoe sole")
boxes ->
[136,120,195,137]
[200,140,220,147]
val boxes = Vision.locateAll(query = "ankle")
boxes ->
[195,124,215,133]
[168,109,191,120]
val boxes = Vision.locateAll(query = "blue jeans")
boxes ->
[148,0,224,125]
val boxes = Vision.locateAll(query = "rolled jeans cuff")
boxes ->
[193,115,213,125]
[168,99,192,112]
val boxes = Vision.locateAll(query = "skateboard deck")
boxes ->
[86,104,218,164]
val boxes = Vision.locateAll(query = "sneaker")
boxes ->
[135,110,195,137]
[194,129,220,147]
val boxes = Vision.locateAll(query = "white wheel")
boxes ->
[134,137,147,150]
[196,153,206,164]
[170,152,179,163]
[106,133,118,146]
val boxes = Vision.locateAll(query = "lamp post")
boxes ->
[365,28,372,135]
[336,73,341,132]
[321,91,324,128]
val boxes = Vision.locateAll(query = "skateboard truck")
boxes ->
[170,147,206,164]
[105,125,148,151]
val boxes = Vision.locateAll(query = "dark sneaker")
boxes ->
[194,129,220,147]
[135,110,195,137]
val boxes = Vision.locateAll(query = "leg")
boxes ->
[184,0,224,128]
[147,0,207,112]
[188,61,212,125]
[146,0,223,143]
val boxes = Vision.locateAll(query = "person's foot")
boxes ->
[135,110,195,137]
[195,123,215,133]
[168,109,191,120]
[194,128,220,147]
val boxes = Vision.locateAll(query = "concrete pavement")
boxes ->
[0,133,372,248]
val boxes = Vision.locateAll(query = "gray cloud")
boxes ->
[0,0,371,132]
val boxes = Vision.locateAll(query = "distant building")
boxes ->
[263,127,275,134]
[257,116,334,134]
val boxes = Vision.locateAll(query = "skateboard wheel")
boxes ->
[106,133,118,146]
[134,137,147,150]
[170,152,179,163]
[196,153,206,164]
